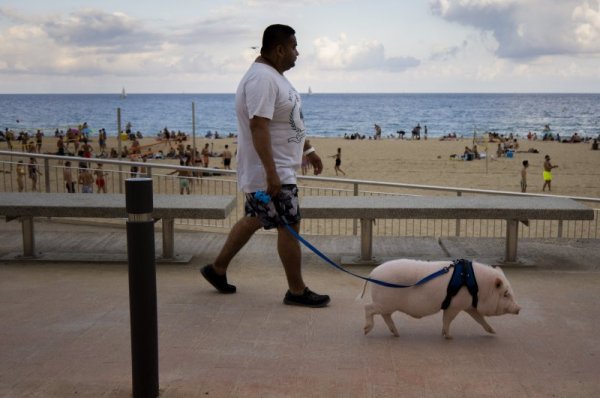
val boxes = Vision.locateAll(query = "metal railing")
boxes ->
[1,149,599,240]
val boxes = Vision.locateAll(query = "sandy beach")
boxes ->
[3,134,600,200]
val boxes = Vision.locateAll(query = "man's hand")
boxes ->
[265,171,282,198]
[307,152,323,175]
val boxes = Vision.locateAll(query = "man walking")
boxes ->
[200,24,329,307]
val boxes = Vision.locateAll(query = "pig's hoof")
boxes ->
[486,327,496,334]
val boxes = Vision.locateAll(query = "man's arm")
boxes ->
[249,116,281,197]
[302,140,323,175]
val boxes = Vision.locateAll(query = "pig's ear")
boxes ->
[495,278,503,289]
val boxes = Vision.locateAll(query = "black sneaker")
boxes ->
[283,287,330,308]
[200,264,236,294]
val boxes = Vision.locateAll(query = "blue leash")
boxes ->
[254,191,451,289]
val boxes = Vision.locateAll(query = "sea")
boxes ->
[1,93,599,139]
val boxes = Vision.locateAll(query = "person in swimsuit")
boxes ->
[542,155,558,192]
[330,147,346,176]
[94,163,107,193]
[521,160,529,193]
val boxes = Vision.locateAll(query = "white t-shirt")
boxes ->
[235,62,306,193]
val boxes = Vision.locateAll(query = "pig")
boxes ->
[363,259,521,339]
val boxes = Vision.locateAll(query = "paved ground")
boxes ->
[1,221,599,397]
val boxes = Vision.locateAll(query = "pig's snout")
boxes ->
[511,304,521,315]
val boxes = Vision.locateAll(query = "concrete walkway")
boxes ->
[1,221,599,397]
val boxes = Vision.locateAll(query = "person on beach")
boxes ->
[78,165,94,193]
[63,161,75,193]
[330,147,346,176]
[200,24,329,308]
[57,135,65,157]
[374,124,382,140]
[221,144,232,170]
[35,130,43,153]
[201,143,210,168]
[16,160,26,192]
[521,160,529,193]
[542,155,558,192]
[94,164,107,193]
[6,129,14,150]
[27,157,41,192]
[169,158,192,195]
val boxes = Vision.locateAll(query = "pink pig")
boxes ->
[363,259,521,339]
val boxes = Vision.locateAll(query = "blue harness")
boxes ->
[441,259,479,310]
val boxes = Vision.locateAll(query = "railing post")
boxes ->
[125,178,159,398]
[558,220,563,238]
[505,219,519,263]
[43,158,51,193]
[353,183,359,236]
[455,191,462,236]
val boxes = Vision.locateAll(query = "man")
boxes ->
[200,24,329,307]
[221,144,232,170]
[542,155,558,192]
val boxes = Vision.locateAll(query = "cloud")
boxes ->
[41,9,164,53]
[313,33,420,71]
[430,0,600,58]
[0,7,253,78]
[429,40,469,61]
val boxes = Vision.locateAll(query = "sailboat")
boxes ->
[120,87,127,99]
[307,86,313,95]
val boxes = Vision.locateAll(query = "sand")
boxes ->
[3,134,600,201]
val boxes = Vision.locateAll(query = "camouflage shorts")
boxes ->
[244,184,301,230]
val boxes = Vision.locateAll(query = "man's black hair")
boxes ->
[261,24,295,54]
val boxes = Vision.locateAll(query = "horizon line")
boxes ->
[1,91,599,95]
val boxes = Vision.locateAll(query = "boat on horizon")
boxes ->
[120,88,127,99]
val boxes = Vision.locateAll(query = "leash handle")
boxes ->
[255,191,451,289]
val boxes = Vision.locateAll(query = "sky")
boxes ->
[1,0,599,94]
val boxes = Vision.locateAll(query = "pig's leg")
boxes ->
[381,313,400,337]
[442,308,461,339]
[465,308,495,334]
[364,303,378,335]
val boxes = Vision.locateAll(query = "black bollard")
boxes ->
[125,178,159,398]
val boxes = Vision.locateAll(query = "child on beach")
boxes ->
[16,160,26,192]
[78,165,94,193]
[63,161,75,193]
[330,147,346,176]
[169,159,192,195]
[521,160,529,193]
[94,163,107,193]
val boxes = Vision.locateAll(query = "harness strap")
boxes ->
[441,259,479,310]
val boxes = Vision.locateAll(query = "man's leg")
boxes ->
[278,221,330,307]
[201,216,262,294]
[213,216,262,274]
[277,223,305,294]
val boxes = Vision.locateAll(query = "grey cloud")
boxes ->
[384,56,421,71]
[430,0,600,59]
[42,9,164,53]
[429,40,469,61]
[169,17,254,47]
